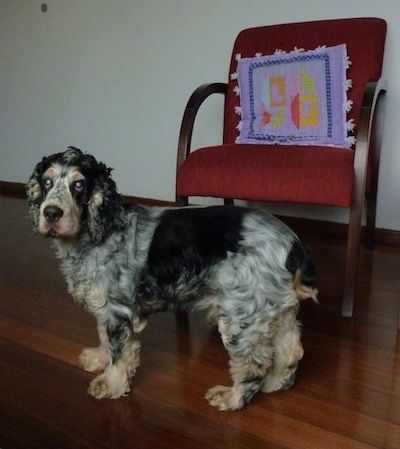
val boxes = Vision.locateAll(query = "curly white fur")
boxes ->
[27,147,318,411]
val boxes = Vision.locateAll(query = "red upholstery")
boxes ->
[177,144,355,207]
[177,18,386,208]
[176,18,387,318]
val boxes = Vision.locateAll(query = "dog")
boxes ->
[26,147,318,411]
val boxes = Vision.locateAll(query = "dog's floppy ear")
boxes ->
[26,157,47,233]
[86,159,126,244]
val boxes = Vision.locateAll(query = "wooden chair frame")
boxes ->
[176,79,387,318]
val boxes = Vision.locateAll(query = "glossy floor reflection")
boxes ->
[1,195,400,449]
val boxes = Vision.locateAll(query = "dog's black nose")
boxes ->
[44,206,64,223]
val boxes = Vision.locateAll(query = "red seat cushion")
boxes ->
[177,144,355,208]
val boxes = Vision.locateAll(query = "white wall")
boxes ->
[1,0,399,230]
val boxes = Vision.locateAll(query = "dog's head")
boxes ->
[26,147,126,244]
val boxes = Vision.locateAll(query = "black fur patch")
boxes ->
[145,206,247,284]
[285,241,318,287]
[135,205,248,315]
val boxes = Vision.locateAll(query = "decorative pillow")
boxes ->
[232,44,355,148]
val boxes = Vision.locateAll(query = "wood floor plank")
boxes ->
[1,194,400,448]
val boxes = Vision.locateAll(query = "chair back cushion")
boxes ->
[223,18,386,145]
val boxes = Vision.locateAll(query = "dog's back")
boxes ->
[135,205,317,315]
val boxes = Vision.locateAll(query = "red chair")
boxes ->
[176,18,387,317]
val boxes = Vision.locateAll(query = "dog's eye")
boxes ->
[43,178,53,191]
[74,180,86,192]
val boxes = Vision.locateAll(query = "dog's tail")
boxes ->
[286,241,318,302]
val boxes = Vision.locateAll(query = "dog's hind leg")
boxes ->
[205,317,276,411]
[87,315,145,399]
[260,308,303,393]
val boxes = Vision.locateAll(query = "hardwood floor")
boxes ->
[1,194,400,449]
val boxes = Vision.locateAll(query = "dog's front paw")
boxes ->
[205,385,244,411]
[87,367,131,399]
[87,372,130,399]
[88,375,113,399]
[79,346,110,372]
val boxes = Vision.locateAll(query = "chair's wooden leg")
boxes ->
[365,91,386,250]
[342,209,363,318]
[342,80,387,318]
[366,146,379,250]
[365,195,377,250]
[342,264,356,318]
[398,303,400,330]
[176,195,189,207]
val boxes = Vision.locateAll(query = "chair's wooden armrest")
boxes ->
[354,78,387,183]
[346,78,387,262]
[357,78,387,149]
[361,78,387,111]
[177,83,228,173]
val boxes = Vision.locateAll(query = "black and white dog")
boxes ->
[26,147,317,411]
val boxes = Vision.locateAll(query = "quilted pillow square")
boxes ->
[234,44,354,148]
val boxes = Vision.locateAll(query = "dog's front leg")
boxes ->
[87,316,143,399]
[79,323,111,372]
